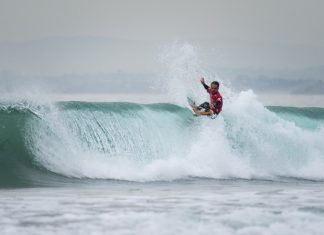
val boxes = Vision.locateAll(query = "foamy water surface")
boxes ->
[1,180,324,235]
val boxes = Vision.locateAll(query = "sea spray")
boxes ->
[157,42,234,107]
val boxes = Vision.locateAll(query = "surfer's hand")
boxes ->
[200,77,205,84]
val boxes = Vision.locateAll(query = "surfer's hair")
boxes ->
[211,81,219,87]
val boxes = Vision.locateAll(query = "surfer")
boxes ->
[190,77,223,117]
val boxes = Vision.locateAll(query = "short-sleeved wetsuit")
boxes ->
[202,83,223,114]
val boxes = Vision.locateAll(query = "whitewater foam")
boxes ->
[16,92,324,182]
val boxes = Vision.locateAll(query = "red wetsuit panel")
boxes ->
[207,88,223,114]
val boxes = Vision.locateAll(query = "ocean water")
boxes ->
[1,43,324,234]
[1,93,324,235]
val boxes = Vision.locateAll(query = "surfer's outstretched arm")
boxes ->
[200,77,209,91]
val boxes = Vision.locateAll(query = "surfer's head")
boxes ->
[210,81,219,94]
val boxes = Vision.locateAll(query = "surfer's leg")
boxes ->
[191,106,201,115]
[197,102,210,111]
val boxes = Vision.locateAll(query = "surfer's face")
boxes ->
[210,84,218,94]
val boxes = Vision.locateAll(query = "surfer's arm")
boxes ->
[198,110,213,116]
[202,83,209,91]
[200,77,209,91]
[191,106,213,116]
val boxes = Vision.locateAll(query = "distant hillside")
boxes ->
[218,66,324,94]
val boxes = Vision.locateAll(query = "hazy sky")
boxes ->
[1,0,324,74]
[2,0,324,45]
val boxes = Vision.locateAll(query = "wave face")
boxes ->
[1,92,324,187]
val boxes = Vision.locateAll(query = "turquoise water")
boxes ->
[1,101,324,187]
[1,99,324,235]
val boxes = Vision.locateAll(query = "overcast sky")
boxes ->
[2,0,324,45]
[1,0,324,75]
